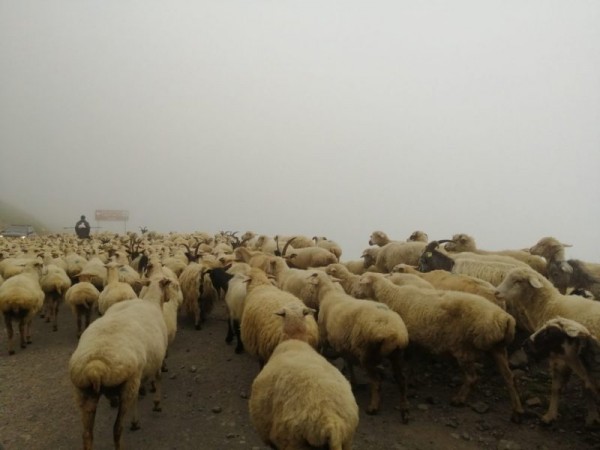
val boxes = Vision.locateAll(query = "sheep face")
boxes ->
[524,324,571,361]
[494,268,544,305]
[529,237,571,260]
[355,274,376,299]
[368,231,387,246]
[408,231,428,242]
[444,234,474,252]
[547,260,573,293]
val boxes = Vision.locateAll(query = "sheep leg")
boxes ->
[560,354,600,427]
[152,370,163,412]
[225,318,234,343]
[542,359,571,425]
[77,390,99,450]
[451,355,478,406]
[24,318,33,344]
[388,348,410,423]
[161,350,169,372]
[364,362,382,415]
[18,318,27,349]
[194,302,202,330]
[4,313,15,355]
[491,346,524,423]
[234,320,244,354]
[76,311,83,338]
[120,378,141,434]
[51,295,60,331]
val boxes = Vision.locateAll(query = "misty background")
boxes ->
[1,1,598,261]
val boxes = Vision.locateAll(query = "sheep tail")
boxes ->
[83,360,109,394]
[324,420,347,450]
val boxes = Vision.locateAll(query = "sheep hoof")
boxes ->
[161,365,168,373]
[130,421,141,431]
[153,403,162,412]
[195,324,202,330]
[20,343,27,349]
[510,412,523,424]
[8,350,15,356]
[541,415,556,426]
[225,336,233,344]
[52,325,58,332]
[235,346,244,354]
[366,407,379,415]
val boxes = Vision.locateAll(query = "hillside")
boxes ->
[0,199,49,233]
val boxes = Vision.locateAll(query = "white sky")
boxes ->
[1,1,599,261]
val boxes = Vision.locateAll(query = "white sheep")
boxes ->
[419,241,525,287]
[392,263,504,308]
[314,272,410,418]
[178,260,219,329]
[39,263,72,331]
[284,246,338,270]
[249,303,359,450]
[357,272,524,422]
[313,236,343,260]
[240,268,319,367]
[68,277,172,450]
[523,317,600,427]
[64,275,100,338]
[445,233,547,275]
[97,262,137,315]
[0,260,45,354]
[494,266,600,337]
[373,241,427,273]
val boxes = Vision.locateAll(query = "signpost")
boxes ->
[95,209,129,233]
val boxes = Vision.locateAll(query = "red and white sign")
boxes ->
[95,209,129,221]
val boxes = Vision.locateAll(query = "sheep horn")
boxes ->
[281,237,296,257]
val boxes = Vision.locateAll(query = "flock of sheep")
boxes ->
[1,228,600,450]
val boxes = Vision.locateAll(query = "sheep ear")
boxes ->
[528,276,543,289]
[303,307,316,316]
[275,309,286,317]
[559,261,573,274]
[309,273,320,285]
[359,276,371,285]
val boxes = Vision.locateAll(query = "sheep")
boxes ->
[0,260,45,354]
[419,241,524,286]
[372,241,427,273]
[529,236,570,263]
[342,259,368,275]
[368,230,398,246]
[444,233,547,275]
[494,266,600,338]
[407,230,429,242]
[97,262,138,315]
[284,246,338,270]
[392,263,504,308]
[223,271,251,353]
[78,257,108,291]
[530,236,600,279]
[39,263,72,331]
[324,263,363,297]
[240,268,319,367]
[68,277,172,450]
[314,272,410,418]
[313,236,343,260]
[356,272,524,422]
[546,258,600,298]
[65,275,100,338]
[249,303,359,450]
[385,272,436,290]
[178,260,219,329]
[523,317,600,427]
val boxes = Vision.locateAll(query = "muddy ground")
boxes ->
[1,300,599,450]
